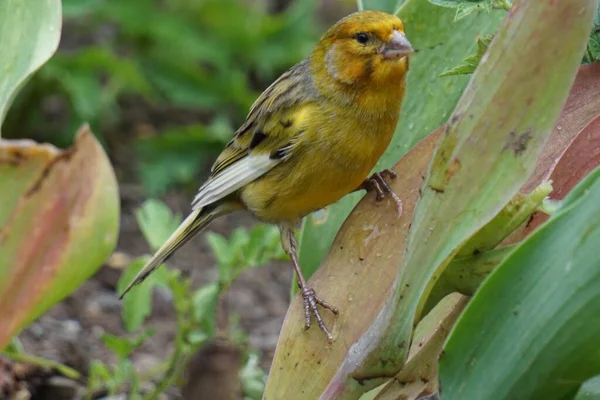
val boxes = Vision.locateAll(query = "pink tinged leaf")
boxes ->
[0,125,119,349]
[524,115,600,235]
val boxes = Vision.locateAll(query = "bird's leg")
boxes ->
[359,168,403,217]
[279,223,338,342]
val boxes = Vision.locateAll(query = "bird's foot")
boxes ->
[301,287,338,343]
[362,169,403,217]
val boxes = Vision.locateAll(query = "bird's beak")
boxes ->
[379,30,413,60]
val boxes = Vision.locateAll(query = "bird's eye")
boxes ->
[355,32,369,45]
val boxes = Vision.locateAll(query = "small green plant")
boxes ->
[85,330,153,399]
[110,199,285,397]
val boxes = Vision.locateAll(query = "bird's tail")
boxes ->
[119,203,230,299]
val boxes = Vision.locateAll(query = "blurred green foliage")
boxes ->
[4,0,320,195]
[119,199,286,333]
[86,330,153,399]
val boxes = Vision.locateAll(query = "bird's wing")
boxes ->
[192,59,317,210]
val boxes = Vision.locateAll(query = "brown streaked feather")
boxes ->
[207,59,318,180]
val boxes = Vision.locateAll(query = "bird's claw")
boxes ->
[301,287,338,343]
[362,169,403,217]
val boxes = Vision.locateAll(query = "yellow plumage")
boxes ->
[120,10,412,341]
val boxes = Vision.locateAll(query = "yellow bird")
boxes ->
[120,10,412,341]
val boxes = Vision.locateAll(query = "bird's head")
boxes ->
[311,10,412,90]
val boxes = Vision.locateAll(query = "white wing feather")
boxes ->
[192,154,279,210]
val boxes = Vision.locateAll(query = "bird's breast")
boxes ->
[241,108,397,222]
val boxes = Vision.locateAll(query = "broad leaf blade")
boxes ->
[440,167,600,399]
[0,126,120,349]
[321,0,596,397]
[0,0,61,132]
[297,0,504,280]
[575,377,600,400]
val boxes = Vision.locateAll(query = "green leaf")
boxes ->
[229,227,251,250]
[440,167,600,399]
[360,0,405,13]
[101,329,153,359]
[455,2,491,21]
[209,224,286,286]
[135,199,182,252]
[112,359,134,392]
[245,225,270,266]
[583,4,600,63]
[129,371,142,400]
[297,0,505,281]
[206,232,233,267]
[0,0,61,132]
[137,123,227,196]
[55,70,103,121]
[423,244,516,313]
[0,127,119,349]
[247,224,285,266]
[575,376,600,400]
[187,329,209,346]
[456,180,553,257]
[5,337,23,354]
[88,360,112,391]
[101,333,134,360]
[117,256,168,332]
[240,353,267,399]
[429,0,513,18]
[47,46,153,101]
[192,283,220,324]
[192,283,221,336]
[428,0,462,6]
[440,34,493,76]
